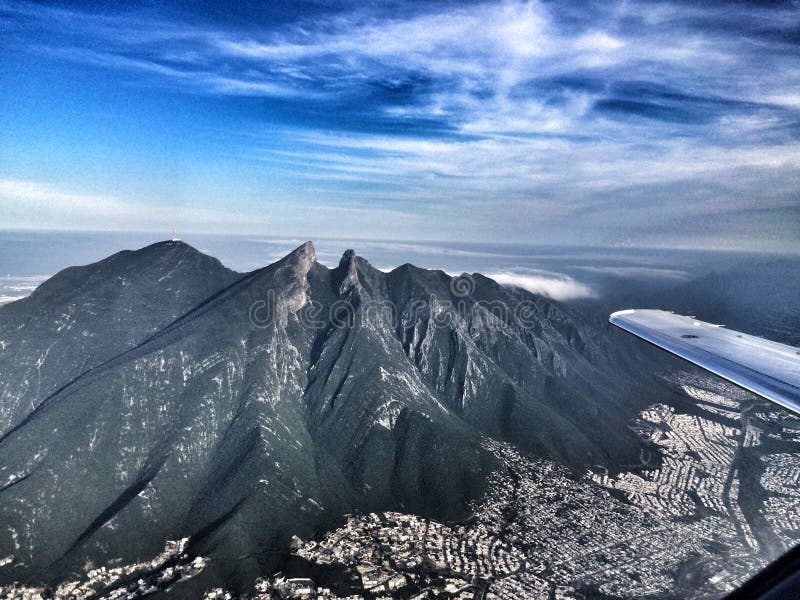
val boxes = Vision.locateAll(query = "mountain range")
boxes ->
[0,240,671,594]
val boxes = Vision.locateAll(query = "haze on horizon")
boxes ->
[1,0,798,253]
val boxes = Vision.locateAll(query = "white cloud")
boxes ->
[487,270,594,301]
[0,276,50,305]
[573,266,690,280]
[0,178,271,233]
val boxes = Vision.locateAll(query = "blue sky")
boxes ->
[1,0,798,251]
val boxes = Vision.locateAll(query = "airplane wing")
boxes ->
[609,309,800,416]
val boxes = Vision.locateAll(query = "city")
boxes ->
[246,373,800,599]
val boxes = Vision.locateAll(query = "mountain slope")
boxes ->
[0,240,238,434]
[0,241,658,593]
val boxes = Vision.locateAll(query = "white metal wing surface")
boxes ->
[610,309,800,416]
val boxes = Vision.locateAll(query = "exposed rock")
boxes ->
[0,241,659,595]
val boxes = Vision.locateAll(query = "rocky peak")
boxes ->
[280,241,316,271]
[133,239,203,261]
[336,249,360,294]
[269,240,316,286]
[340,249,355,261]
[268,241,316,316]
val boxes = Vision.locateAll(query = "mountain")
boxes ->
[0,240,239,434]
[0,241,663,594]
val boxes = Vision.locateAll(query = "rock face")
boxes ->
[0,241,657,594]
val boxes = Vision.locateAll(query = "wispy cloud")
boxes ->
[573,266,690,280]
[0,178,271,232]
[0,275,50,305]
[487,269,594,300]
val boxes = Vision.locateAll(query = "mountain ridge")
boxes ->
[0,240,661,593]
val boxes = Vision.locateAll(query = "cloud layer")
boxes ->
[488,270,594,300]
